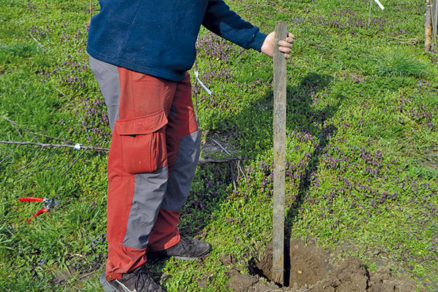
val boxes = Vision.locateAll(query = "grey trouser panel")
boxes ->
[89,56,120,130]
[162,131,200,210]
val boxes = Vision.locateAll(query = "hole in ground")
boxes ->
[238,239,416,291]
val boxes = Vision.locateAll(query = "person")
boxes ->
[87,1,293,291]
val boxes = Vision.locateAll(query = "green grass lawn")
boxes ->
[1,0,437,291]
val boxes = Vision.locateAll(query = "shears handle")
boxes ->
[26,208,50,222]
[19,197,45,202]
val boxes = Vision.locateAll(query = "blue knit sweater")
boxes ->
[87,0,267,81]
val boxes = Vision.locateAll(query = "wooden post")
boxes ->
[272,21,288,286]
[432,0,437,51]
[425,0,433,51]
[367,0,373,27]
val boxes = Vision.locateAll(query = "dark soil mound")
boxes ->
[226,239,415,292]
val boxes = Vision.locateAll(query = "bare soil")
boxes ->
[226,239,416,292]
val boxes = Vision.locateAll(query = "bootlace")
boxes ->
[178,237,192,253]
[132,266,160,291]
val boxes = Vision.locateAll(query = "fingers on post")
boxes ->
[277,32,294,46]
[278,40,292,48]
[283,33,294,45]
[279,46,292,54]
[282,32,294,58]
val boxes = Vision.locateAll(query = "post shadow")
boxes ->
[282,73,340,286]
[190,71,341,241]
[147,72,341,284]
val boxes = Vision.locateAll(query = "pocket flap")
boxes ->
[116,111,168,135]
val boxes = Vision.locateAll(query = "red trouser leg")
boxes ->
[105,68,177,280]
[90,56,200,280]
[147,74,200,251]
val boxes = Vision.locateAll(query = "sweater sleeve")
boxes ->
[202,0,267,51]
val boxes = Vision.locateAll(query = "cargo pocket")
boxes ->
[115,111,168,174]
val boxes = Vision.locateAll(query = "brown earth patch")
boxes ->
[226,239,416,292]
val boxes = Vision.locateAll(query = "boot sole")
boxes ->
[148,248,210,261]
[172,248,211,260]
[100,273,119,292]
[173,255,202,260]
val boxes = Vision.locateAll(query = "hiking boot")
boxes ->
[149,237,211,260]
[100,265,164,292]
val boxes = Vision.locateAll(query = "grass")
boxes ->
[0,0,437,291]
[376,48,430,77]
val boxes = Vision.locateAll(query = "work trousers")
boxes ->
[89,56,200,281]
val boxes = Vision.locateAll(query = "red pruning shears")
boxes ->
[18,197,59,222]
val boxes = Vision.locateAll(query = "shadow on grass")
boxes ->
[148,72,341,284]
[283,122,337,286]
[192,72,339,229]
[282,73,340,286]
